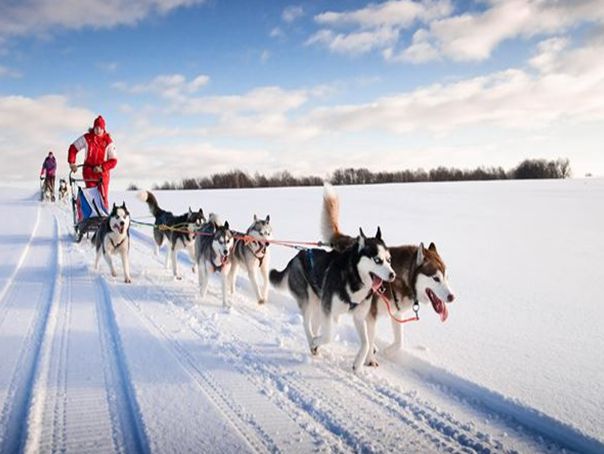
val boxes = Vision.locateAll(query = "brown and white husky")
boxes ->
[321,183,455,367]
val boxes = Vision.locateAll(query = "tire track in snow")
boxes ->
[115,278,327,453]
[0,204,41,315]
[0,211,59,453]
[20,207,148,454]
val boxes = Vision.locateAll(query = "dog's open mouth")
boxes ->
[115,225,125,235]
[369,272,383,289]
[426,288,448,322]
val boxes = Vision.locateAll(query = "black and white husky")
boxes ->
[58,179,69,202]
[228,215,272,305]
[138,190,205,279]
[270,227,395,370]
[195,215,235,308]
[93,202,132,283]
[321,183,455,365]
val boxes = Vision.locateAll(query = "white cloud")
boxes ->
[0,0,207,40]
[315,0,452,29]
[269,27,285,39]
[306,35,604,134]
[0,95,94,182]
[0,65,21,78]
[260,50,271,63]
[114,73,210,99]
[282,5,304,23]
[307,0,604,63]
[96,61,119,73]
[306,27,399,55]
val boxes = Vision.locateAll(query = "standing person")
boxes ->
[40,151,57,201]
[67,115,117,209]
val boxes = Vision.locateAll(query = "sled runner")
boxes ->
[69,165,108,242]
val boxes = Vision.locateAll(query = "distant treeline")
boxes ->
[128,158,571,191]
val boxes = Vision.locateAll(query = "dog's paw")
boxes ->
[365,359,379,368]
[111,271,117,277]
[383,344,403,358]
[124,277,132,284]
[257,299,266,305]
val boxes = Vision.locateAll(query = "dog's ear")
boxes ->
[266,214,270,223]
[224,220,229,230]
[428,242,437,252]
[198,208,204,218]
[416,243,425,266]
[357,228,366,251]
[254,214,258,222]
[375,226,382,241]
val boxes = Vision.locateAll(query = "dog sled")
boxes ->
[69,165,108,242]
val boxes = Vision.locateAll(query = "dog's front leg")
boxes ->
[311,310,333,355]
[246,265,263,304]
[227,262,238,295]
[171,247,181,279]
[352,315,370,371]
[104,251,117,278]
[120,247,132,283]
[188,245,197,274]
[198,263,209,300]
[365,314,379,367]
[94,248,101,272]
[221,267,231,308]
[259,252,270,303]
[384,318,403,356]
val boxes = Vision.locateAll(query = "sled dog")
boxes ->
[138,190,205,279]
[270,226,395,370]
[321,183,455,366]
[93,202,132,283]
[58,178,69,202]
[195,215,235,308]
[228,214,272,305]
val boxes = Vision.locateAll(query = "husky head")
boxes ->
[356,227,395,286]
[414,242,455,322]
[186,207,206,232]
[212,220,235,264]
[109,202,130,236]
[248,214,272,240]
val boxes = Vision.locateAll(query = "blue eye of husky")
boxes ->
[373,257,383,264]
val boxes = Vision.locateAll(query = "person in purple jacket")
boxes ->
[40,151,57,201]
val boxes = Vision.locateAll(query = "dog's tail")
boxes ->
[322,182,349,244]
[138,190,162,218]
[269,267,289,290]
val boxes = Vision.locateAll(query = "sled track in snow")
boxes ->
[115,277,324,453]
[21,207,149,454]
[0,204,41,310]
[0,213,59,453]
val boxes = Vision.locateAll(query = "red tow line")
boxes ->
[372,281,420,324]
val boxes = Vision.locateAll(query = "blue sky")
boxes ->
[1,0,604,188]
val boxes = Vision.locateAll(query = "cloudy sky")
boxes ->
[1,0,604,188]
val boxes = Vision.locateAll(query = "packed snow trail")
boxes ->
[0,190,602,453]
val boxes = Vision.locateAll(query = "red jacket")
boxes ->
[68,131,117,206]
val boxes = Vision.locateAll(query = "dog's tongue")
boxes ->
[439,301,449,322]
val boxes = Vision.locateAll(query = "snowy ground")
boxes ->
[0,179,602,453]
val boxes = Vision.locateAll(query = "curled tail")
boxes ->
[321,183,354,250]
[137,190,162,218]
[321,183,340,242]
[269,267,288,290]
